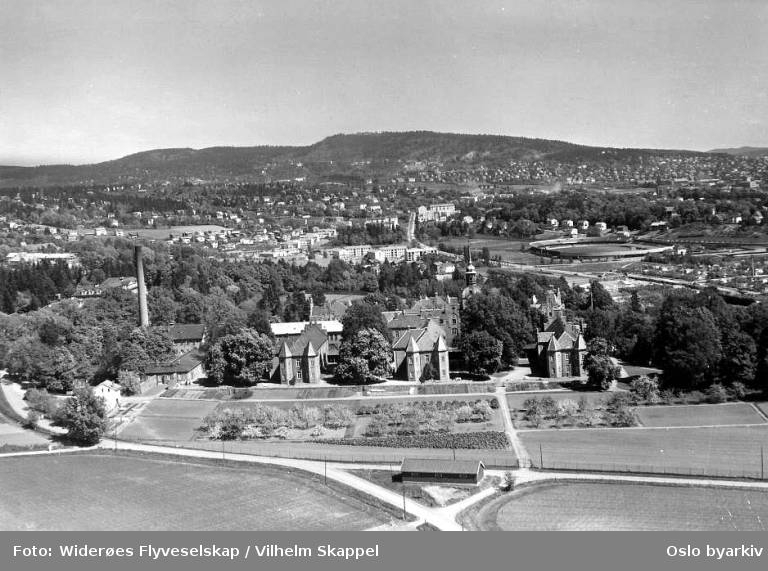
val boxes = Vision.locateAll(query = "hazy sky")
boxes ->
[2,0,767,165]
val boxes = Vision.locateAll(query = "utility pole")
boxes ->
[762,446,764,480]
[402,486,407,520]
[539,443,544,469]
[324,457,327,485]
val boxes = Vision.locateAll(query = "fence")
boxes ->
[527,458,767,481]
[139,439,519,469]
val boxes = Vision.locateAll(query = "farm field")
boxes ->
[519,425,768,478]
[471,482,768,530]
[0,453,389,530]
[636,403,766,428]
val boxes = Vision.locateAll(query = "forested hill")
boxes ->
[708,146,768,158]
[1,131,712,187]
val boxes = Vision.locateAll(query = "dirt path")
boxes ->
[496,386,530,467]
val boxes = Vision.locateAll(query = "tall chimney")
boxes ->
[134,244,149,328]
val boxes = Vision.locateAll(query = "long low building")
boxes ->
[398,458,486,485]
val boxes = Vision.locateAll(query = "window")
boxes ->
[452,328,458,335]
[452,317,457,324]
[297,368,303,380]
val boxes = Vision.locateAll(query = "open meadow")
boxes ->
[0,453,390,530]
[519,425,768,478]
[470,482,768,530]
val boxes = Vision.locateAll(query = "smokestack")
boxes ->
[134,244,149,328]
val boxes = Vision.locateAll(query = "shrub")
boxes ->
[310,426,325,439]
[323,404,354,428]
[729,381,747,400]
[706,383,728,404]
[576,395,592,414]
[605,392,637,413]
[630,376,660,404]
[539,396,558,418]
[611,407,637,427]
[489,398,499,409]
[273,426,290,439]
[23,410,40,429]
[321,431,509,449]
[522,397,541,419]
[556,399,578,422]
[660,389,676,406]
[472,400,493,421]
[455,404,474,423]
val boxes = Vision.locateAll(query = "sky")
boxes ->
[1,0,767,165]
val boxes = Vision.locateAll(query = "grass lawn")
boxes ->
[519,425,768,478]
[471,482,768,530]
[756,402,768,418]
[0,453,392,530]
[636,403,767,428]
[118,399,218,441]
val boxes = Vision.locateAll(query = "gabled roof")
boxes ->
[144,349,205,375]
[400,458,484,475]
[393,321,446,353]
[277,323,328,357]
[386,312,430,330]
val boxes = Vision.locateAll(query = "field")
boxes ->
[438,237,542,264]
[519,425,768,478]
[636,403,767,428]
[0,453,390,530]
[121,396,504,443]
[118,399,218,441]
[542,242,664,259]
[471,482,768,530]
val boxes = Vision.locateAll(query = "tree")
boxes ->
[654,302,722,389]
[117,370,142,396]
[335,328,392,384]
[583,337,620,391]
[341,302,390,342]
[460,292,533,368]
[204,329,274,386]
[58,386,108,445]
[458,331,503,374]
[246,308,273,337]
[587,280,614,311]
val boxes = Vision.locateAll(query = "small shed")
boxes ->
[398,458,485,486]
